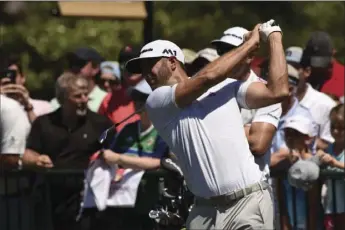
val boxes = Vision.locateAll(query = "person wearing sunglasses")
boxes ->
[99,61,122,93]
[98,61,140,132]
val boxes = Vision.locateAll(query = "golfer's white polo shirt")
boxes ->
[146,79,262,198]
[0,95,30,155]
[240,71,282,181]
[299,84,336,144]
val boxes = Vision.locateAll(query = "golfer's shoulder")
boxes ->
[146,85,176,110]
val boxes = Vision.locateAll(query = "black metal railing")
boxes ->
[0,168,343,230]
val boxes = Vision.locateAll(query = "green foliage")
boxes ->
[1,2,344,99]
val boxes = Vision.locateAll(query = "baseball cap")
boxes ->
[182,49,197,64]
[129,79,152,102]
[118,45,141,65]
[66,47,104,73]
[287,64,299,86]
[283,115,317,137]
[211,27,249,47]
[195,48,219,62]
[100,61,121,81]
[288,157,320,191]
[67,47,104,63]
[286,46,303,65]
[303,31,333,68]
[125,40,185,74]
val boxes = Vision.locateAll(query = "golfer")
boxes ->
[126,20,288,229]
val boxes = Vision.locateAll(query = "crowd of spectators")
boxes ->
[0,27,344,230]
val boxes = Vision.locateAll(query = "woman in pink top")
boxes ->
[98,61,139,132]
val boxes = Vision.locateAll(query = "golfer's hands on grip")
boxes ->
[259,19,282,42]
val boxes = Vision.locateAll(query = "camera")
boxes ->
[0,69,17,84]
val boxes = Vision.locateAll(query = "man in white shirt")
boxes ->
[288,46,337,150]
[125,20,288,229]
[0,95,31,230]
[0,95,31,168]
[212,26,282,182]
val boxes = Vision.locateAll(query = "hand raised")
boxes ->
[259,19,282,42]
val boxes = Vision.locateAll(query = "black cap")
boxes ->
[302,31,333,68]
[67,47,104,64]
[118,45,141,65]
[66,47,104,72]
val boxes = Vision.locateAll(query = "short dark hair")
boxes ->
[0,54,23,74]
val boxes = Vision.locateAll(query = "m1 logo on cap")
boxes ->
[286,50,292,57]
[162,49,177,56]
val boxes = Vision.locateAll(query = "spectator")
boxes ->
[187,48,219,76]
[297,43,337,150]
[0,55,52,123]
[50,47,107,112]
[98,59,140,131]
[102,79,169,166]
[22,72,113,230]
[0,95,31,230]
[182,48,197,76]
[0,95,30,168]
[285,46,303,70]
[118,45,143,87]
[323,104,345,230]
[88,79,170,230]
[99,61,121,93]
[268,64,317,230]
[303,31,344,98]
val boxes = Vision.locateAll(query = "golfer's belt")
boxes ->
[195,181,269,207]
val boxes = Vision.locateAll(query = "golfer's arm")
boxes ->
[246,122,277,156]
[22,149,40,167]
[175,39,257,108]
[245,34,289,109]
[117,155,161,170]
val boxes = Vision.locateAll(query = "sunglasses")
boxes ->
[100,78,120,85]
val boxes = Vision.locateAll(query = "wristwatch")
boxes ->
[24,104,34,111]
[17,157,23,170]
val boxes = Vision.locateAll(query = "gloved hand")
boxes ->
[259,19,282,42]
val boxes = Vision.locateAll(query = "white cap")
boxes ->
[285,46,303,64]
[283,115,317,137]
[132,79,152,95]
[288,64,299,80]
[211,27,249,47]
[195,48,219,62]
[125,40,185,74]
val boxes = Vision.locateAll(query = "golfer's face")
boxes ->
[141,57,163,89]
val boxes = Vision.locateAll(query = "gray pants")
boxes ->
[186,187,274,230]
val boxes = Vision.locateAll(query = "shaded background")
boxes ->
[0,1,344,100]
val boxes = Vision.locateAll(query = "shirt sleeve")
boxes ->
[1,98,30,155]
[1,118,29,155]
[235,80,252,109]
[318,111,335,143]
[146,85,180,128]
[252,103,282,128]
